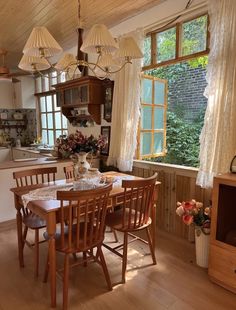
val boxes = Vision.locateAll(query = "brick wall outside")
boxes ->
[167,65,208,123]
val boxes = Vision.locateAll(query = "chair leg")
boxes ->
[146,227,157,265]
[122,232,128,283]
[22,225,28,249]
[83,251,87,267]
[97,246,112,291]
[63,254,70,310]
[34,229,39,278]
[43,251,49,283]
[112,228,119,243]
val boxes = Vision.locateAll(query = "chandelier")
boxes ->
[18,0,143,80]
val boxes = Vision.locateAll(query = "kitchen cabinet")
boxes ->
[53,76,113,125]
[0,148,12,163]
[208,173,236,293]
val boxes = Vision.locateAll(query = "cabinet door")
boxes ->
[56,91,64,107]
[79,85,89,103]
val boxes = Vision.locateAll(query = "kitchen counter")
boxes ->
[0,157,65,170]
[14,146,52,157]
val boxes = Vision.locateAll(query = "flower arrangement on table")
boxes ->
[176,199,211,228]
[55,130,107,159]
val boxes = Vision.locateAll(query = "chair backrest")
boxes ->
[56,183,112,253]
[121,173,158,231]
[63,165,75,180]
[13,167,57,187]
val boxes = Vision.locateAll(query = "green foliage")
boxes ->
[162,110,205,167]
[187,56,208,68]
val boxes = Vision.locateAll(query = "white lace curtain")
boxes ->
[196,0,236,188]
[107,29,143,171]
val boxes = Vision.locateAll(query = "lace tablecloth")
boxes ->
[21,175,134,208]
[22,184,74,208]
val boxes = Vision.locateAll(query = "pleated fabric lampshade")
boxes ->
[18,55,50,71]
[55,53,77,71]
[80,24,118,54]
[116,36,143,60]
[23,26,62,57]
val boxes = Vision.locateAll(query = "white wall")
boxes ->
[0,81,14,108]
[13,76,35,109]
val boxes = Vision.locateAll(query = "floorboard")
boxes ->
[0,227,236,310]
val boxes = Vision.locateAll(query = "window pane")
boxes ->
[51,71,57,86]
[46,96,53,112]
[141,106,152,129]
[40,97,46,112]
[44,75,50,92]
[156,27,176,63]
[41,113,47,128]
[62,115,67,128]
[54,94,60,111]
[154,80,165,105]
[55,112,61,129]
[154,132,164,153]
[47,113,53,129]
[42,130,48,144]
[182,15,208,56]
[140,132,152,155]
[48,130,54,146]
[143,36,151,66]
[154,107,164,129]
[56,130,62,139]
[142,78,152,104]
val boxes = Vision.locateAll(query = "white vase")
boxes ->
[71,152,91,179]
[195,226,210,268]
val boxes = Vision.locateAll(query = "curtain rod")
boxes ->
[145,1,207,35]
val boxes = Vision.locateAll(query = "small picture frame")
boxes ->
[101,126,111,156]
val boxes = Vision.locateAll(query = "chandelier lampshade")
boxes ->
[18,55,51,71]
[116,36,143,60]
[55,53,77,71]
[23,26,62,57]
[80,24,118,54]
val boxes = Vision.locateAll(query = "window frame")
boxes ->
[137,74,168,159]
[34,70,68,145]
[143,13,209,71]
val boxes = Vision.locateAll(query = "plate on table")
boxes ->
[14,158,38,162]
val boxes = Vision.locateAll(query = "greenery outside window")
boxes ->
[143,14,209,70]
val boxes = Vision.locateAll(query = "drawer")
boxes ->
[208,244,236,291]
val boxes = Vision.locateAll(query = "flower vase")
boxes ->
[195,226,210,268]
[71,152,91,179]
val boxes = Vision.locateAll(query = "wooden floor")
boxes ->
[1,226,236,310]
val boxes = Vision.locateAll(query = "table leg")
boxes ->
[47,213,57,308]
[15,195,24,268]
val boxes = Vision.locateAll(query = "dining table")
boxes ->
[10,171,160,308]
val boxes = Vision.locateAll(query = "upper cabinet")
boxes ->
[53,76,114,126]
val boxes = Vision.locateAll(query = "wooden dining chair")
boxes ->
[43,183,113,310]
[104,173,158,283]
[13,167,57,277]
[63,165,75,180]
[63,165,118,243]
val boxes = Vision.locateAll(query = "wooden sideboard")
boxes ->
[208,173,236,293]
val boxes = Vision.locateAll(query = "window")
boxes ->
[140,14,209,166]
[143,14,209,70]
[35,71,68,145]
[138,75,167,159]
